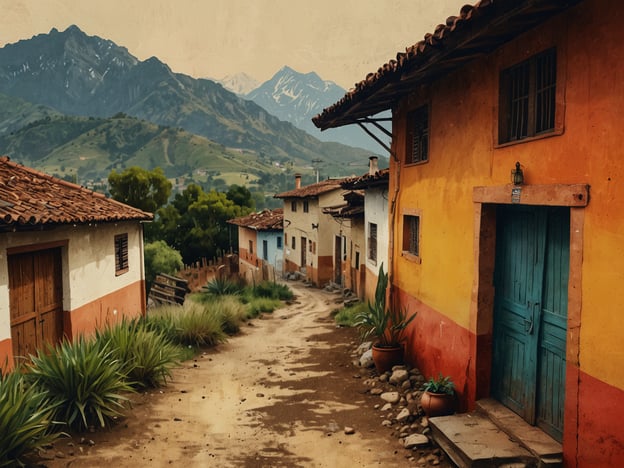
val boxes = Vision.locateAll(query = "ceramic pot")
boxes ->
[420,390,455,417]
[371,344,403,374]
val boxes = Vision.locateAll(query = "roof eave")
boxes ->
[313,0,583,130]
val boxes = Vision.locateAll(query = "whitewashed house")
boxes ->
[0,156,152,369]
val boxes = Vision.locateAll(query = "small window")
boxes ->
[249,240,254,255]
[402,215,420,257]
[291,236,296,249]
[303,201,309,213]
[114,233,129,275]
[309,239,313,253]
[406,105,429,164]
[277,236,283,249]
[262,240,268,261]
[368,222,378,263]
[291,201,297,212]
[355,251,360,270]
[499,48,556,144]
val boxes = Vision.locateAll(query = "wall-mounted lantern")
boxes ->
[511,161,524,185]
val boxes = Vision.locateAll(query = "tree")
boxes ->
[143,241,183,291]
[226,184,255,210]
[108,166,171,213]
[153,184,252,264]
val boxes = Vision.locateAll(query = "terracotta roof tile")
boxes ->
[227,208,283,231]
[341,168,389,190]
[274,178,345,199]
[313,0,582,130]
[0,156,152,229]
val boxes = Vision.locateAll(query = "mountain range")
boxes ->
[216,67,386,154]
[0,25,373,186]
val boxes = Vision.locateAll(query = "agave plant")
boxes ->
[354,263,417,347]
[27,337,134,431]
[0,370,62,466]
[95,318,182,388]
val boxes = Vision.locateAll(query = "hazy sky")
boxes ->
[2,0,469,89]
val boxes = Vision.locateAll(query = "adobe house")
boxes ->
[274,174,346,287]
[339,157,390,302]
[227,208,284,283]
[314,0,623,464]
[0,156,152,369]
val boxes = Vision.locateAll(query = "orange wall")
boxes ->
[388,0,624,464]
[0,338,13,372]
[66,280,146,339]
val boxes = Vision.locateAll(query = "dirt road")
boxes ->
[40,282,443,467]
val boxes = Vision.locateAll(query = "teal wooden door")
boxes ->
[492,205,569,441]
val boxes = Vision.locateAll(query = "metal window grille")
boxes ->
[406,216,419,256]
[500,48,556,143]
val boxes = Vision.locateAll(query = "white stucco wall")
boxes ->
[365,187,390,274]
[0,221,145,341]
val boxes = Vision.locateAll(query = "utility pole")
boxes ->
[311,159,322,183]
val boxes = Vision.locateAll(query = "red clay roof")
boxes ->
[274,178,345,199]
[313,0,582,130]
[341,168,389,190]
[0,156,152,229]
[227,208,283,230]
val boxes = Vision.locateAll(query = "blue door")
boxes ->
[492,205,569,441]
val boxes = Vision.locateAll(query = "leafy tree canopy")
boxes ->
[143,240,183,290]
[152,184,253,264]
[108,166,171,213]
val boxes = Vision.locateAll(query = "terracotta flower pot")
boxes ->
[371,344,403,374]
[420,390,455,417]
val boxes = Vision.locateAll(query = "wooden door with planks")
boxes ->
[9,247,64,360]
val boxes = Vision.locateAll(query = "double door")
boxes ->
[492,205,569,441]
[9,248,64,360]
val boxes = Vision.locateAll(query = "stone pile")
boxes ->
[351,342,449,466]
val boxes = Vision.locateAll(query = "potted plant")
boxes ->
[355,264,416,373]
[420,373,456,417]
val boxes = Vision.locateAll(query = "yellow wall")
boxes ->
[390,0,624,390]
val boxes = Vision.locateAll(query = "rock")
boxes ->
[359,349,374,368]
[344,426,355,435]
[404,433,430,449]
[380,392,400,404]
[401,379,412,391]
[381,403,393,411]
[389,369,409,385]
[396,408,411,423]
[356,341,373,354]
[382,419,392,427]
[379,373,389,383]
[370,388,383,395]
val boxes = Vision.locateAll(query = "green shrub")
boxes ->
[210,296,248,335]
[95,319,182,388]
[203,276,243,296]
[333,302,367,327]
[0,371,61,466]
[144,240,183,290]
[148,302,227,347]
[246,297,282,317]
[250,281,293,300]
[27,337,133,431]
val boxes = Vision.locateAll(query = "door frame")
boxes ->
[471,184,587,450]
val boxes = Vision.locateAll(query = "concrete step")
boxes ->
[428,399,562,468]
[429,412,536,467]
